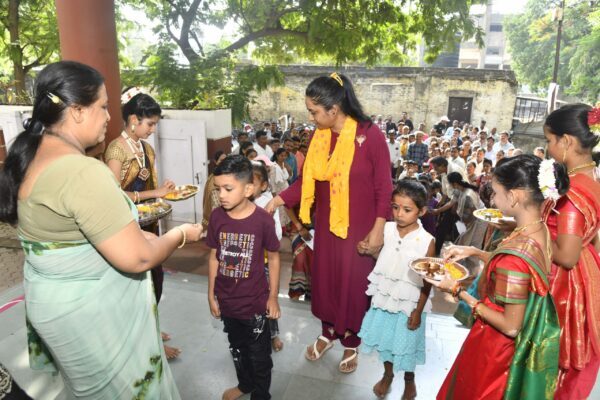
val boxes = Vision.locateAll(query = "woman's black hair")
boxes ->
[305,73,370,124]
[545,103,600,164]
[483,158,493,166]
[0,61,104,224]
[214,150,225,162]
[447,172,478,191]
[121,89,161,123]
[239,142,254,155]
[494,154,569,205]
[272,147,287,162]
[213,154,253,183]
[392,180,427,209]
[251,161,270,186]
[245,149,258,159]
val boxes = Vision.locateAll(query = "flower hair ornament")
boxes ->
[121,87,143,105]
[538,158,561,202]
[588,103,600,152]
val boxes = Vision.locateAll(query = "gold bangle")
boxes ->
[133,191,140,203]
[175,226,186,248]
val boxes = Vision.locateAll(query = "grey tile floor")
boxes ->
[1,271,598,399]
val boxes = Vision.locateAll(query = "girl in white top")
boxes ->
[358,180,435,400]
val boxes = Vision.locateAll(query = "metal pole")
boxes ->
[552,0,565,83]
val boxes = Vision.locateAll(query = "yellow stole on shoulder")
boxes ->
[299,117,357,239]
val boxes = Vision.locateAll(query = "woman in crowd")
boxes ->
[431,155,567,399]
[104,88,181,359]
[446,172,487,274]
[266,73,392,373]
[543,103,600,399]
[477,158,494,208]
[0,61,202,398]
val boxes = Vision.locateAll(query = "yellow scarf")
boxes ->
[300,117,357,239]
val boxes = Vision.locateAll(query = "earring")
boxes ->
[131,125,136,133]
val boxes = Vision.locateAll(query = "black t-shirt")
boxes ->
[206,206,280,319]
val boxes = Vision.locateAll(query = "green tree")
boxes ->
[121,0,485,123]
[505,0,599,102]
[0,0,60,103]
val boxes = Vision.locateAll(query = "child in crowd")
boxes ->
[358,180,435,400]
[430,180,443,203]
[207,155,281,400]
[251,161,285,353]
[419,180,439,237]
[246,148,258,160]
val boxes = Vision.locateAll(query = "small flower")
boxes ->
[538,159,561,202]
[589,106,600,136]
[356,135,366,147]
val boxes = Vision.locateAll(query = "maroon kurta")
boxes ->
[280,121,392,335]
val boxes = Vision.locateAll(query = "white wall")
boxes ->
[161,109,231,141]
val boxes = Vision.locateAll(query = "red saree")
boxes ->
[544,173,600,399]
[438,236,559,400]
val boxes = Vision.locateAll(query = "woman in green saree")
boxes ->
[429,155,566,399]
[0,61,202,398]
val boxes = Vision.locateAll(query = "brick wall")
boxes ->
[250,65,518,132]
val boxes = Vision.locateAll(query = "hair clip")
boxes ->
[46,92,62,105]
[120,87,143,105]
[330,72,343,87]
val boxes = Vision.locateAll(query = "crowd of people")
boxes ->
[0,62,599,400]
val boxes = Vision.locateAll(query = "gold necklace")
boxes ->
[507,219,544,239]
[568,162,596,175]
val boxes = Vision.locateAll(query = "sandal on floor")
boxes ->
[305,335,334,361]
[339,347,358,374]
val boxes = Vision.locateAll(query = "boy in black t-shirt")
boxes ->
[206,155,281,400]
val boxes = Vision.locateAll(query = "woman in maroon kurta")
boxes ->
[267,73,392,373]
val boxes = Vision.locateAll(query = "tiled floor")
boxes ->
[1,234,599,399]
[0,271,466,400]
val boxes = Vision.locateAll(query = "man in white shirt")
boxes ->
[450,146,466,170]
[444,120,460,139]
[474,148,485,176]
[492,131,514,155]
[254,130,274,159]
[484,137,496,163]
[386,130,401,179]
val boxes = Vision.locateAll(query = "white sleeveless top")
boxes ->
[366,221,434,316]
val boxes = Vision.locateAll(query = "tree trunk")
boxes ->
[8,0,26,100]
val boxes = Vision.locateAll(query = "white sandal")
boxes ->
[339,347,358,373]
[305,335,334,361]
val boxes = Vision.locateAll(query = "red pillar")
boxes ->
[54,0,122,154]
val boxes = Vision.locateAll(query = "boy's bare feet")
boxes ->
[222,386,244,400]
[373,373,394,398]
[161,332,171,342]
[164,345,181,360]
[402,375,417,400]
[272,336,284,352]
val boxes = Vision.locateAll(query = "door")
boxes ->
[447,97,473,124]
[156,119,207,230]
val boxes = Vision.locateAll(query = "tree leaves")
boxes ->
[120,0,485,122]
[505,0,598,103]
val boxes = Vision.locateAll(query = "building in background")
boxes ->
[459,4,512,70]
[420,2,519,70]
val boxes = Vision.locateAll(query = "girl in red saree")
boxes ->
[429,155,567,399]
[543,103,600,399]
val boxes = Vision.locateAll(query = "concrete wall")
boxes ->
[249,65,518,132]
